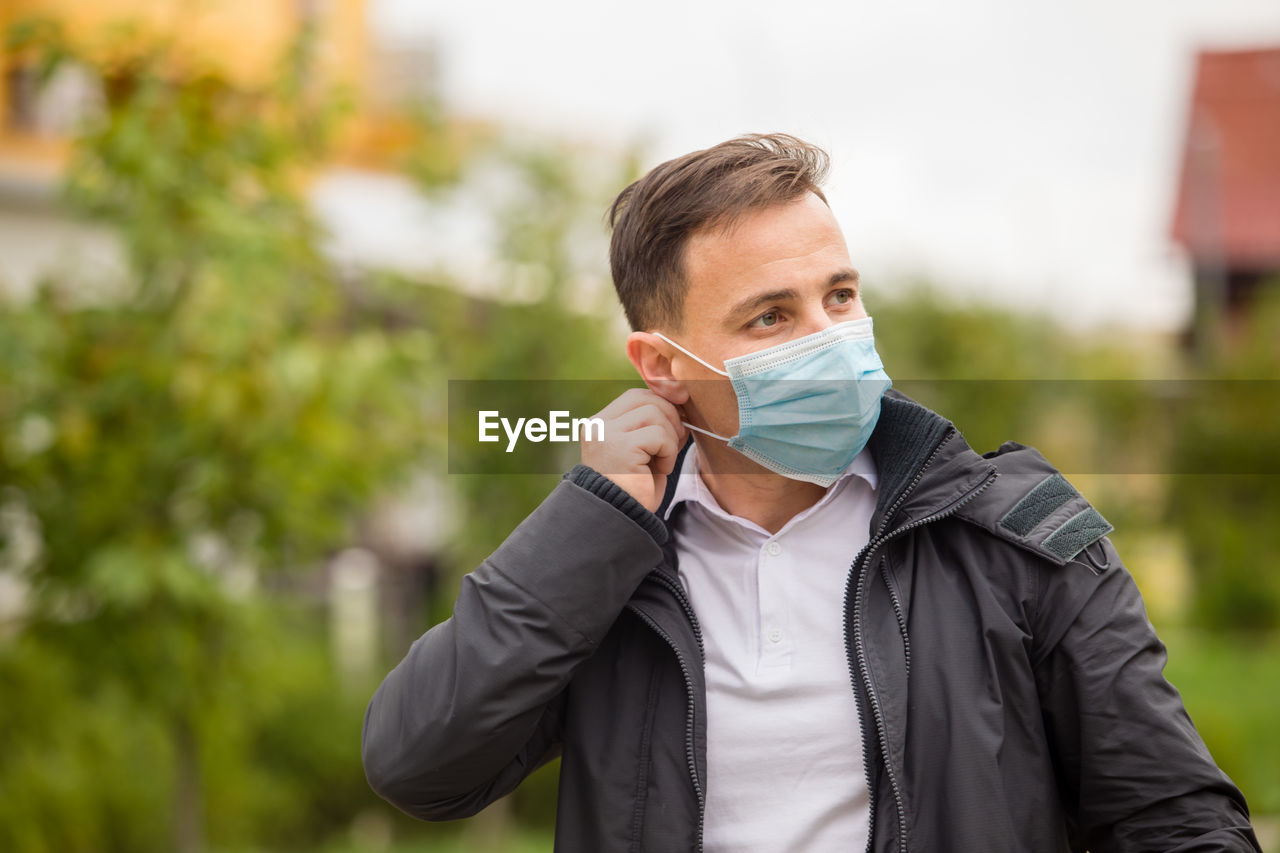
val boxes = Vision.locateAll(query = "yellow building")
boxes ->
[0,0,483,299]
[0,0,431,298]
[0,0,369,172]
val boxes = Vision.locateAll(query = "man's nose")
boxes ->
[794,304,838,337]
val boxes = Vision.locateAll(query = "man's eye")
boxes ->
[830,289,854,305]
[751,311,780,328]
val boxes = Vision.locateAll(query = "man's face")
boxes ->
[660,191,868,439]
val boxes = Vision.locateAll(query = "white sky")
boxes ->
[363,0,1280,333]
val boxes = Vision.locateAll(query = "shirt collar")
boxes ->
[661,440,879,522]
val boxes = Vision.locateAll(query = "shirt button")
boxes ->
[768,628,783,643]
[765,541,782,556]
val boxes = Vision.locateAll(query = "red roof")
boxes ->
[1171,47,1280,267]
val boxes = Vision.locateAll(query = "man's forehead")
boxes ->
[680,196,851,305]
[685,192,837,256]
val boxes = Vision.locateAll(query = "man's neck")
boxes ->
[694,438,829,535]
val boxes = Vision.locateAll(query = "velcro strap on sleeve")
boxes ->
[1042,507,1114,562]
[999,473,1078,536]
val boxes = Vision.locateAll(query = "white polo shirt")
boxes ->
[662,440,876,853]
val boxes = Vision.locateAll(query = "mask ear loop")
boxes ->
[652,333,730,376]
[682,422,730,442]
[652,332,732,442]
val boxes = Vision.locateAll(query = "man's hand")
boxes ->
[580,388,689,514]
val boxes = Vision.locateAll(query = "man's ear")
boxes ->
[627,331,690,405]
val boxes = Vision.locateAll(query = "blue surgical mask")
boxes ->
[655,316,892,486]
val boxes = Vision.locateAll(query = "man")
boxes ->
[362,134,1260,852]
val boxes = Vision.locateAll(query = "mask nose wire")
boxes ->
[652,332,733,442]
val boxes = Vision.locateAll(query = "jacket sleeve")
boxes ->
[1033,536,1262,852]
[361,471,666,820]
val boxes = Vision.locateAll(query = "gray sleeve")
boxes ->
[361,476,665,820]
[1033,537,1261,852]
[563,463,669,544]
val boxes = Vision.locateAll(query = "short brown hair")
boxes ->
[606,133,830,332]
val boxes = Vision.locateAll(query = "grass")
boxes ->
[216,830,557,853]
[317,834,555,853]
[1160,629,1280,818]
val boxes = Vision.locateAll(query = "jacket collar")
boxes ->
[659,440,878,523]
[866,390,998,536]
[654,389,997,542]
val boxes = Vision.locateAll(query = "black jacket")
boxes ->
[362,391,1260,852]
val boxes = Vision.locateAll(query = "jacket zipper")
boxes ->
[626,570,707,853]
[843,431,998,853]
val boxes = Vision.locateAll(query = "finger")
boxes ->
[649,433,682,479]
[610,401,683,438]
[621,392,688,445]
[641,393,688,443]
[630,424,679,473]
[591,386,660,422]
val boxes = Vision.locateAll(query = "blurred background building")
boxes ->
[1171,46,1280,347]
[0,0,471,299]
[1,0,369,151]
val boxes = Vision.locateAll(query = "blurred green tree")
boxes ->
[0,18,436,853]
[870,284,1163,497]
[1,14,647,852]
[1166,282,1280,632]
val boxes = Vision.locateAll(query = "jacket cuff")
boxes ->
[563,464,668,545]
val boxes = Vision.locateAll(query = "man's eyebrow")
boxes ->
[725,269,861,324]
[830,268,860,289]
[726,288,800,323]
